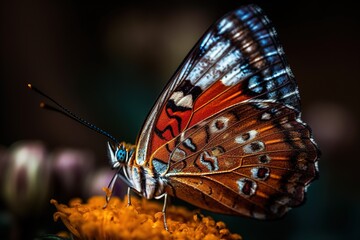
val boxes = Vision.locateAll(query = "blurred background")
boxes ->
[1,0,359,239]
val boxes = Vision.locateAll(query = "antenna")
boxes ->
[28,83,119,144]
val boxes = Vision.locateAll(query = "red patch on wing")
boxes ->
[152,107,192,153]
[188,81,251,128]
[150,80,252,153]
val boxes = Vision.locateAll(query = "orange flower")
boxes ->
[51,192,242,240]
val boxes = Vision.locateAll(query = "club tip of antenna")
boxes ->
[27,83,32,89]
[39,102,45,108]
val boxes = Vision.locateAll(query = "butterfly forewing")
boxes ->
[132,4,319,220]
[136,5,301,165]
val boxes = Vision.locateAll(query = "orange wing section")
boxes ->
[188,80,251,128]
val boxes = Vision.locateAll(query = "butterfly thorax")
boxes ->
[108,141,167,199]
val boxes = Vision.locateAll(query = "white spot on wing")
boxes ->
[169,91,193,108]
[169,91,184,102]
[243,141,265,153]
[237,178,257,196]
[210,116,229,133]
[261,112,271,120]
[176,94,193,108]
[235,130,258,144]
[251,167,270,180]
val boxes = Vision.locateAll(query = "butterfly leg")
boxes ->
[126,187,143,207]
[162,193,169,231]
[127,187,132,206]
[103,172,118,209]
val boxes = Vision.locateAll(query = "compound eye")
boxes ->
[116,149,127,162]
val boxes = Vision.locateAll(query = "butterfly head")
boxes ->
[107,141,135,169]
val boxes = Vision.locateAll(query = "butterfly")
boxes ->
[103,4,320,229]
[30,4,319,231]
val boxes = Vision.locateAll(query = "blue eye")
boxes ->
[116,149,127,162]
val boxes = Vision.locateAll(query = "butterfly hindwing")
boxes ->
[136,5,300,165]
[160,101,318,219]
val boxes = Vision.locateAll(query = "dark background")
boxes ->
[1,0,359,239]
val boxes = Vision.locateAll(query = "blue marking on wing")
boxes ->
[153,159,168,176]
[236,9,252,21]
[249,75,263,93]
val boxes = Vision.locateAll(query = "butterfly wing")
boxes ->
[158,101,318,219]
[135,5,301,165]
[134,4,319,219]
